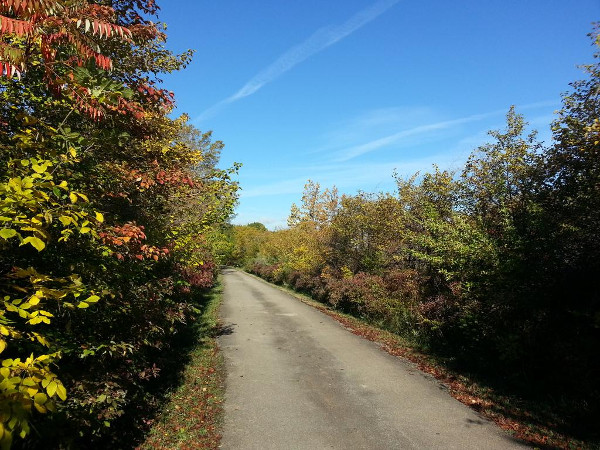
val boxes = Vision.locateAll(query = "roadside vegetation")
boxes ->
[0,1,237,448]
[138,279,225,450]
[218,29,600,449]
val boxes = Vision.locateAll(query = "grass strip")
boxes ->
[137,279,225,450]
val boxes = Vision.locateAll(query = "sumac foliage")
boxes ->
[0,0,238,447]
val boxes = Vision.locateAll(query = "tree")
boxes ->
[247,222,267,231]
[288,180,338,229]
[461,106,542,237]
[0,1,239,446]
[328,193,402,274]
[542,28,600,280]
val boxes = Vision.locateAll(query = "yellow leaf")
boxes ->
[0,340,5,354]
[68,147,77,157]
[32,164,47,174]
[58,216,72,226]
[34,393,48,405]
[21,236,45,252]
[33,334,50,347]
[95,212,104,223]
[55,384,67,401]
[86,295,100,303]
[69,193,77,203]
[29,296,40,306]
[26,387,38,397]
[46,381,57,397]
[0,229,17,240]
[22,378,36,387]
[33,402,47,414]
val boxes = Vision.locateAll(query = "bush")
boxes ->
[326,273,386,317]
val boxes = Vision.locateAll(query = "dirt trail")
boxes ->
[218,269,526,449]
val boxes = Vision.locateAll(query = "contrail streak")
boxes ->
[196,0,400,122]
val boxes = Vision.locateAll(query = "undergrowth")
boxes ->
[135,279,225,450]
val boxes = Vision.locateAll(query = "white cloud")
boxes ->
[239,154,462,200]
[311,106,434,154]
[325,100,560,162]
[331,109,502,162]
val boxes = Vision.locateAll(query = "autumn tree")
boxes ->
[0,0,238,447]
[328,193,403,274]
[288,180,339,229]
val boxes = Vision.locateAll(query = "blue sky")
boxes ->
[158,1,599,229]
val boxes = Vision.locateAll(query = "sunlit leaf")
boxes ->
[0,229,17,240]
[21,236,45,251]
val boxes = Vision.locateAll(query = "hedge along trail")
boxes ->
[0,1,239,448]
